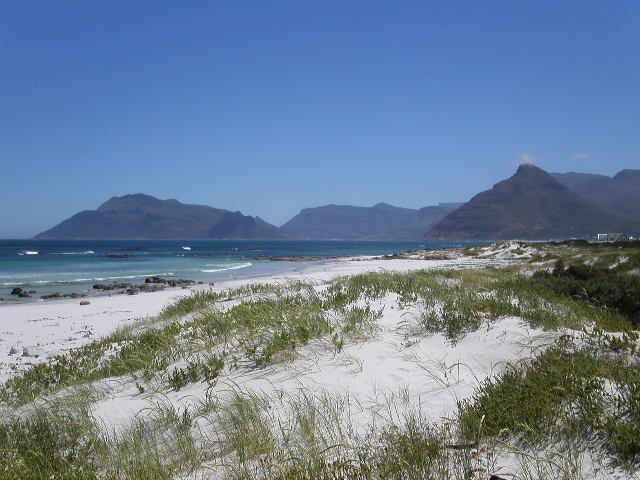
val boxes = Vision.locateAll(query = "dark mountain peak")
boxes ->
[513,164,562,184]
[496,164,567,194]
[373,202,393,209]
[97,193,164,212]
[515,163,544,175]
[427,165,640,240]
[36,194,283,240]
[614,169,640,181]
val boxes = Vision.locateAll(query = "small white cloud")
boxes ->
[516,153,539,165]
[570,152,590,160]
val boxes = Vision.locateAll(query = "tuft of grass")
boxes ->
[0,403,101,479]
[459,330,640,465]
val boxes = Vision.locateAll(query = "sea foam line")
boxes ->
[200,262,252,273]
[50,250,95,255]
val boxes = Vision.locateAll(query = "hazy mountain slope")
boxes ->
[553,169,640,220]
[374,205,462,240]
[427,165,640,240]
[35,194,284,239]
[280,203,457,240]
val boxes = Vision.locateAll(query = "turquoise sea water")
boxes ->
[0,240,484,300]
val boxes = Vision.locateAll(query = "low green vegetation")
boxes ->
[459,329,640,464]
[534,259,640,326]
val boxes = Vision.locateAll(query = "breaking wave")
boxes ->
[50,251,95,255]
[200,262,252,273]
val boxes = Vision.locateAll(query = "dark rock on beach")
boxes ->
[10,287,22,295]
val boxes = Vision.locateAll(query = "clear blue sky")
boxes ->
[1,1,638,237]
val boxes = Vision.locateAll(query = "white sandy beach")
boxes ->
[0,253,508,383]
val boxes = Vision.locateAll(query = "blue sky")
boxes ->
[1,1,639,237]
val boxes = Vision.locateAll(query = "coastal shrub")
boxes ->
[459,332,640,464]
[533,261,640,326]
[464,271,632,332]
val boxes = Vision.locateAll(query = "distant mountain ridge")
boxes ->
[552,169,640,220]
[280,202,459,240]
[427,164,640,240]
[34,166,640,241]
[35,194,283,240]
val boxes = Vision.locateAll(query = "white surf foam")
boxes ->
[200,262,252,273]
[56,250,95,255]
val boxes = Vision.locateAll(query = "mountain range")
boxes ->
[35,194,283,240]
[427,164,640,240]
[34,166,640,240]
[280,203,459,240]
[552,169,640,220]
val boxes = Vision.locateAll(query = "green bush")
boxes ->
[459,335,640,464]
[534,261,640,326]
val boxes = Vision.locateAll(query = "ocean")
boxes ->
[0,239,483,300]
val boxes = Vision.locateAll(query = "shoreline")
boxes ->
[0,239,471,302]
[0,257,335,306]
[0,249,510,383]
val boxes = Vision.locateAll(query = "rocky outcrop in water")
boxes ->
[91,276,196,295]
